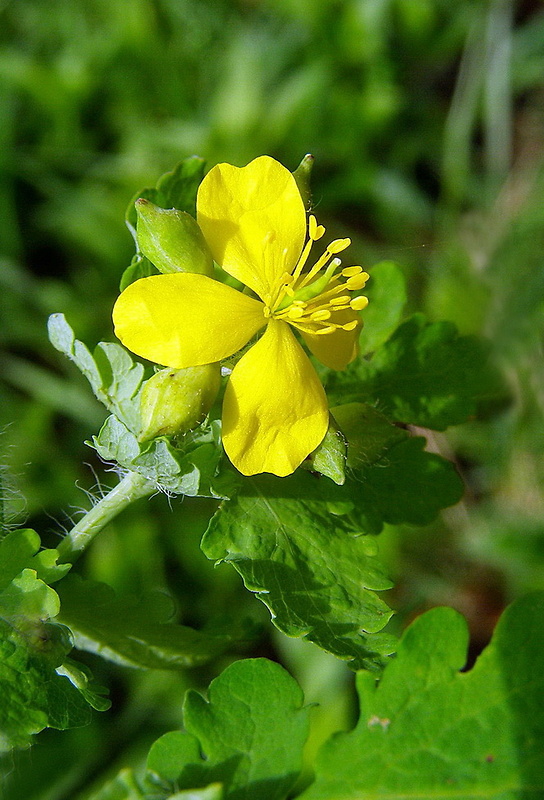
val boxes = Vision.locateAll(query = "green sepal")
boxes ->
[293,153,314,211]
[303,414,347,485]
[135,199,213,277]
[119,252,158,292]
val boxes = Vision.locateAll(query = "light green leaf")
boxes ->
[91,415,229,499]
[301,593,544,800]
[360,260,407,354]
[145,659,309,800]
[57,575,234,670]
[48,313,144,433]
[86,769,146,800]
[201,472,396,671]
[0,530,109,751]
[328,314,507,429]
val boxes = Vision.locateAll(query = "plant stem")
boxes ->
[57,470,156,564]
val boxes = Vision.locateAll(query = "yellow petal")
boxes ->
[113,273,266,368]
[197,156,306,302]
[299,309,361,370]
[222,319,328,476]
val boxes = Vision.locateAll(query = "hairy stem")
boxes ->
[57,470,156,564]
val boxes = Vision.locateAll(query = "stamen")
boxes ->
[327,238,351,255]
[310,309,331,321]
[350,295,368,311]
[309,215,325,241]
[315,325,337,336]
[341,266,363,277]
[346,274,368,290]
[286,306,304,320]
[342,320,359,331]
[330,295,351,306]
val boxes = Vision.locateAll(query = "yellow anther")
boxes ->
[309,215,326,241]
[310,309,331,321]
[341,266,362,277]
[287,306,304,320]
[342,320,359,331]
[346,274,368,290]
[327,238,351,255]
[330,295,351,306]
[350,295,368,311]
[315,325,337,335]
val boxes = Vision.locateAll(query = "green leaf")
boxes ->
[91,415,229,499]
[301,593,544,800]
[125,156,206,234]
[48,313,144,433]
[201,472,396,671]
[57,575,234,670]
[331,404,464,534]
[360,260,407,354]
[328,314,507,429]
[145,659,309,800]
[85,769,146,800]
[119,252,159,292]
[0,530,109,751]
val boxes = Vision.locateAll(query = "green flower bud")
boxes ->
[136,199,214,277]
[292,153,314,211]
[139,363,221,442]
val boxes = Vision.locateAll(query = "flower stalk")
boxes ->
[57,470,155,564]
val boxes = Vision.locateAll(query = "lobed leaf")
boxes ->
[301,593,544,800]
[328,314,508,430]
[57,575,235,670]
[0,530,110,751]
[48,313,144,433]
[145,659,309,800]
[201,471,396,671]
[91,414,230,498]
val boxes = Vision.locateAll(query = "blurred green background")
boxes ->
[1,0,544,797]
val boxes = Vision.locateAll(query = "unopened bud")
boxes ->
[139,363,221,441]
[136,199,213,277]
[293,154,314,211]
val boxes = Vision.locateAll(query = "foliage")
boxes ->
[1,0,543,798]
[86,593,544,800]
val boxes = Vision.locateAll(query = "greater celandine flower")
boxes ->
[113,156,368,477]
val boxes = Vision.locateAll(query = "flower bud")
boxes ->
[136,199,214,277]
[292,154,314,211]
[139,363,221,442]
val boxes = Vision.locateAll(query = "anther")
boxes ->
[341,266,363,277]
[342,320,359,331]
[330,295,351,306]
[315,325,337,335]
[346,274,368,290]
[309,215,325,241]
[327,238,351,255]
[310,309,331,321]
[350,296,368,311]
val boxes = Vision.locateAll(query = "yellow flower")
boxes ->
[113,156,368,477]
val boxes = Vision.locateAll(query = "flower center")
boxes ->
[264,215,369,336]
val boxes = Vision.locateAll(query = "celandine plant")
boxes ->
[1,155,543,799]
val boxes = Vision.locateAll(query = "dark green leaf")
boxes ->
[125,157,206,233]
[302,593,544,800]
[0,530,109,751]
[146,659,309,800]
[57,575,233,670]
[119,253,159,292]
[201,471,396,671]
[328,314,507,429]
